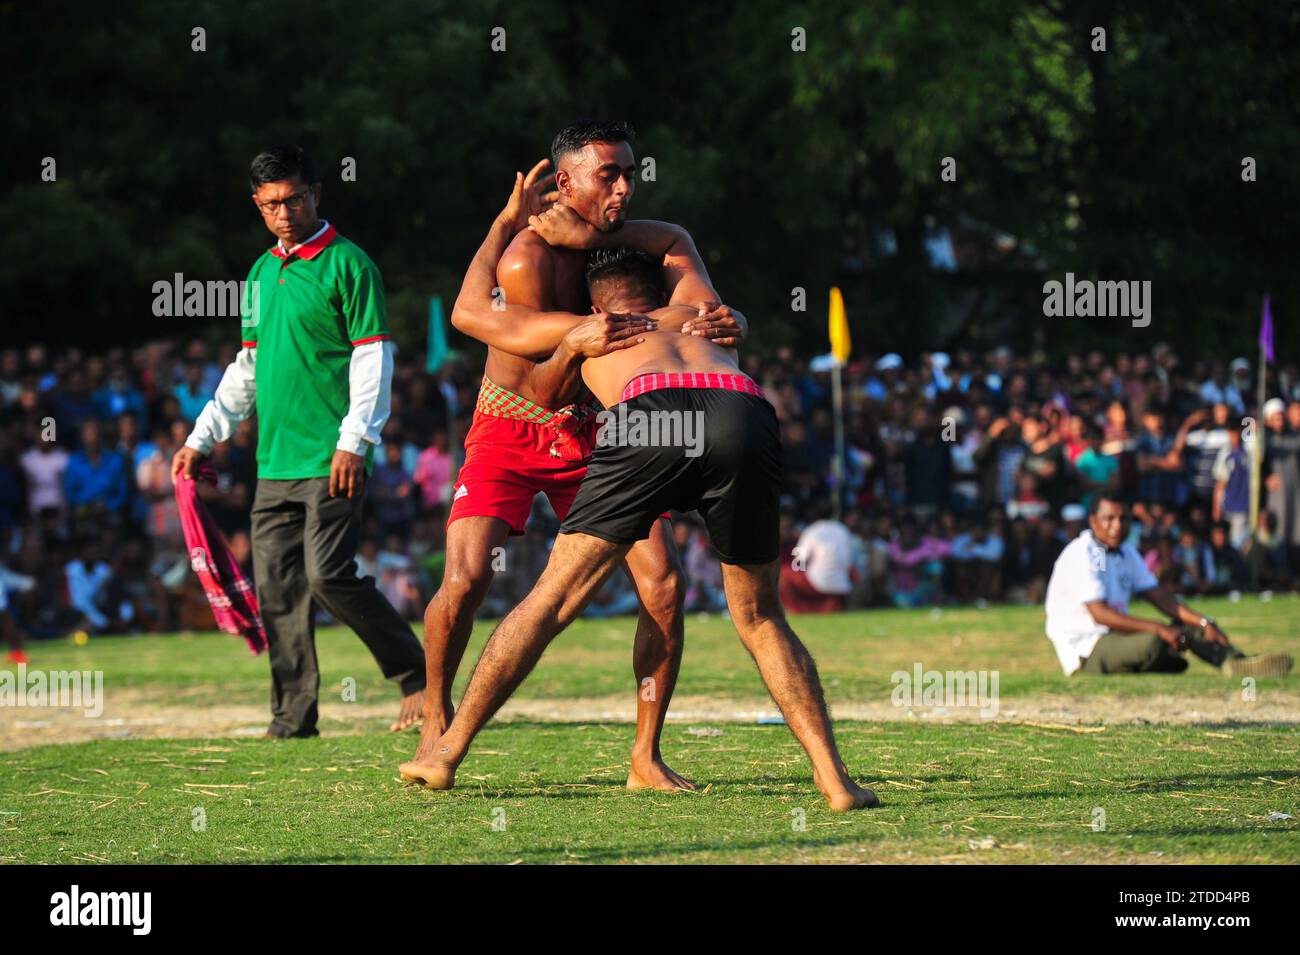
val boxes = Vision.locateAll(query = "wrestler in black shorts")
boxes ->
[559,383,782,564]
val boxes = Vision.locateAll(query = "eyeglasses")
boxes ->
[255,189,312,214]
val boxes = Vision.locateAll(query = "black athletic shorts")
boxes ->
[559,386,782,564]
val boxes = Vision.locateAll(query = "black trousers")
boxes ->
[250,477,424,737]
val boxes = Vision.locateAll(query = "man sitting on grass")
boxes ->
[1044,494,1293,677]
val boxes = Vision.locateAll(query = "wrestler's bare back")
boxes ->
[581,320,741,409]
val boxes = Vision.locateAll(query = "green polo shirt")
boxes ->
[241,223,387,479]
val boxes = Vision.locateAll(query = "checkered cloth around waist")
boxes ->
[474,375,599,460]
[620,371,765,403]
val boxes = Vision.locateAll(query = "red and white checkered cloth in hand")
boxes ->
[174,462,267,654]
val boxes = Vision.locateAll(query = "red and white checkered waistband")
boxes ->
[620,371,765,403]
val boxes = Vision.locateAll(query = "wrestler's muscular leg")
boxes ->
[721,560,877,812]
[621,519,694,792]
[400,533,629,788]
[411,516,511,761]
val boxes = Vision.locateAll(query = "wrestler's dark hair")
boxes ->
[552,120,635,167]
[585,248,664,306]
[250,145,318,190]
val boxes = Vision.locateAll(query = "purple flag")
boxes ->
[1260,294,1275,365]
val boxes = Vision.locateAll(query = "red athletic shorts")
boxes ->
[448,411,592,535]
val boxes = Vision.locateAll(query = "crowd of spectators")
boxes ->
[1,337,1298,655]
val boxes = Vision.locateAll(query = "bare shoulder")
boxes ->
[499,229,555,276]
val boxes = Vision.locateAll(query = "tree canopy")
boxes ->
[3,0,1295,361]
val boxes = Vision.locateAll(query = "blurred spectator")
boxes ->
[0,337,1294,637]
[370,441,416,541]
[888,517,951,607]
[1074,425,1118,510]
[95,366,148,429]
[676,518,726,612]
[174,361,212,424]
[65,538,123,633]
[1211,422,1250,548]
[413,431,454,510]
[64,419,127,522]
[20,436,69,518]
[951,520,1004,604]
[780,510,865,613]
[1263,398,1300,569]
[1182,404,1231,505]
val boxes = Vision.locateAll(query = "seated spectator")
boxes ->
[887,517,951,607]
[65,538,125,634]
[64,419,128,522]
[1007,471,1049,522]
[1173,527,1214,594]
[865,512,894,604]
[20,437,69,519]
[1044,495,1290,676]
[1207,521,1247,592]
[94,366,148,430]
[370,441,416,541]
[780,511,864,613]
[413,431,454,510]
[585,568,642,618]
[675,519,726,613]
[951,520,1005,604]
[174,360,212,424]
[1244,510,1291,590]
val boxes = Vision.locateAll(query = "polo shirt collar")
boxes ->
[271,220,335,261]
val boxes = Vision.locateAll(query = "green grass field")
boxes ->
[2,596,1297,864]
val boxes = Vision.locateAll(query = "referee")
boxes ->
[173,145,425,738]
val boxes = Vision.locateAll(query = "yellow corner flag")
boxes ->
[829,286,851,364]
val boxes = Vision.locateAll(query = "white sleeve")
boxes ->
[337,339,394,455]
[1079,544,1106,602]
[185,347,257,454]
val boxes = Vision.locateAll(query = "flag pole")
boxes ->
[832,360,845,521]
[827,286,850,521]
[1248,294,1270,588]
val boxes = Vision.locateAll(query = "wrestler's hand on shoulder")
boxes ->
[528,204,601,250]
[679,301,744,347]
[561,312,656,358]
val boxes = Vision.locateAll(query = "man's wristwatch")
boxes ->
[1199,616,1216,630]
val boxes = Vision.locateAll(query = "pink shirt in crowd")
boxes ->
[413,446,453,508]
[888,536,953,591]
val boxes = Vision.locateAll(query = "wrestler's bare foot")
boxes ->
[399,740,459,790]
[408,701,453,762]
[390,688,426,732]
[813,765,878,812]
[627,755,698,792]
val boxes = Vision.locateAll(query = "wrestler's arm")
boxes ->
[484,237,652,407]
[616,221,748,347]
[529,210,748,346]
[496,251,589,407]
[449,216,588,361]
